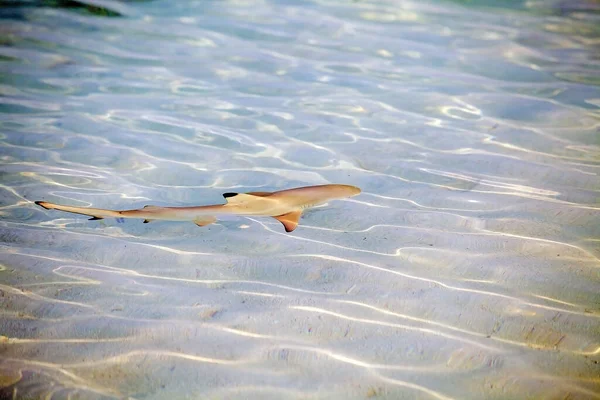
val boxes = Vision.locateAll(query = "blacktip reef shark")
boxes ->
[35,184,361,233]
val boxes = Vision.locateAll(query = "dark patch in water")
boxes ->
[0,0,154,19]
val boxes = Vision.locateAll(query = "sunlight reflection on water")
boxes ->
[1,0,599,398]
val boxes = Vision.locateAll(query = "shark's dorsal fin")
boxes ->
[273,210,302,232]
[223,192,272,205]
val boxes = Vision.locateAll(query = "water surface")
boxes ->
[1,0,599,398]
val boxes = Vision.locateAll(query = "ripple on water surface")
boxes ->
[0,0,599,399]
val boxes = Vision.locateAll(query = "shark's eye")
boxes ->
[223,193,238,198]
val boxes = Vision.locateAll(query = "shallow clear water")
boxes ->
[1,0,599,398]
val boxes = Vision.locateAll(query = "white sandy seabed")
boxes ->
[1,0,599,398]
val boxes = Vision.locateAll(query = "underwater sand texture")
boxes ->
[1,0,599,398]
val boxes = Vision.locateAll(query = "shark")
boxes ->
[34,184,361,232]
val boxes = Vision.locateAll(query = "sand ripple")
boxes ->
[1,0,599,398]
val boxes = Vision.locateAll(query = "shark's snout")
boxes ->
[334,184,361,198]
[347,185,361,197]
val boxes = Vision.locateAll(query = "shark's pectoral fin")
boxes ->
[194,216,217,227]
[273,210,302,233]
[143,219,153,223]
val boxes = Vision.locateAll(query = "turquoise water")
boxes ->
[1,0,599,398]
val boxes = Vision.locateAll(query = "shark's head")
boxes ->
[267,184,361,210]
[320,184,361,200]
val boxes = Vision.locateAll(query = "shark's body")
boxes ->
[35,184,361,232]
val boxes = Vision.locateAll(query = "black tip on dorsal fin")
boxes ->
[89,217,103,221]
[223,192,238,199]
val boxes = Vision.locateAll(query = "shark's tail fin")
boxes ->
[34,201,123,220]
[35,201,52,210]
